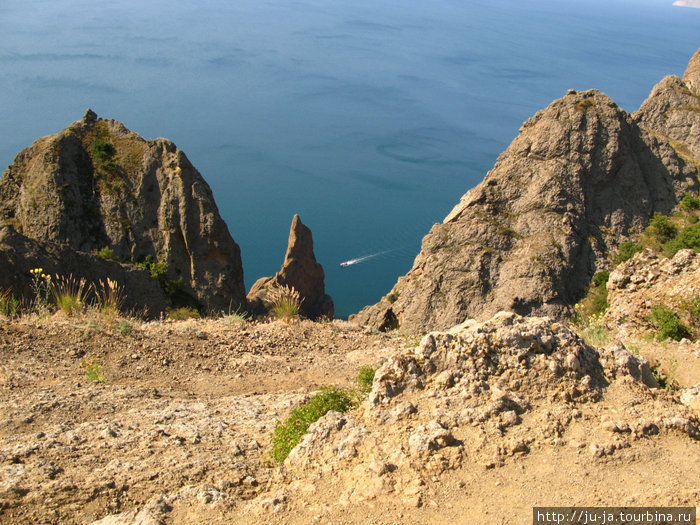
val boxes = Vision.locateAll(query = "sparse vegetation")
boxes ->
[223,304,249,324]
[386,290,399,304]
[52,274,88,316]
[266,284,303,321]
[571,310,613,347]
[166,306,201,321]
[647,305,692,342]
[30,267,52,311]
[82,356,107,383]
[650,358,680,390]
[680,192,700,211]
[92,246,118,261]
[647,212,677,244]
[270,386,357,463]
[0,289,20,318]
[356,365,377,392]
[663,223,700,256]
[575,98,595,112]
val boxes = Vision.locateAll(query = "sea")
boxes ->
[1,0,698,317]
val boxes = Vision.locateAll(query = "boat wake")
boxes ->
[340,249,396,267]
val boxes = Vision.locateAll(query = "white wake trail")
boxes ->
[340,249,395,267]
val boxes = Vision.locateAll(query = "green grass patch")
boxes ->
[270,386,357,463]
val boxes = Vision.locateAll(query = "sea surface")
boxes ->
[1,0,698,317]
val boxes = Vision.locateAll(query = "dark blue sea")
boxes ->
[1,0,698,317]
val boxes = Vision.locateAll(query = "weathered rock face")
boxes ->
[0,110,246,312]
[353,50,700,334]
[0,225,168,316]
[247,214,334,319]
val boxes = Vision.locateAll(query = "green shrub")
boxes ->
[386,290,399,303]
[591,270,609,287]
[270,386,357,463]
[647,212,677,243]
[92,246,117,261]
[356,365,377,391]
[647,305,692,341]
[614,241,643,264]
[680,192,700,211]
[663,223,700,256]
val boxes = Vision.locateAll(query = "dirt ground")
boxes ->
[0,314,697,524]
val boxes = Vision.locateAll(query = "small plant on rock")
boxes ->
[356,365,377,392]
[270,386,357,463]
[266,284,303,321]
[82,356,107,383]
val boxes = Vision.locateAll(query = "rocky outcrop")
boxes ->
[247,214,333,319]
[273,313,697,510]
[604,248,700,339]
[0,110,246,312]
[0,225,167,316]
[353,50,700,334]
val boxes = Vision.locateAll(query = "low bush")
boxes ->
[270,386,357,463]
[647,305,692,341]
[614,241,643,264]
[648,212,677,243]
[92,246,117,261]
[386,290,399,303]
[680,192,700,211]
[663,223,700,256]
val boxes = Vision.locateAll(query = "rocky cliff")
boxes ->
[353,50,700,334]
[247,214,334,319]
[0,110,246,312]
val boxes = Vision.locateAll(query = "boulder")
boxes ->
[247,214,334,319]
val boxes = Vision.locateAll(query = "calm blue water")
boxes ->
[1,0,698,317]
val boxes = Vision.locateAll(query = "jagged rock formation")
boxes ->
[354,50,700,334]
[247,214,334,319]
[0,110,246,312]
[0,225,168,316]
